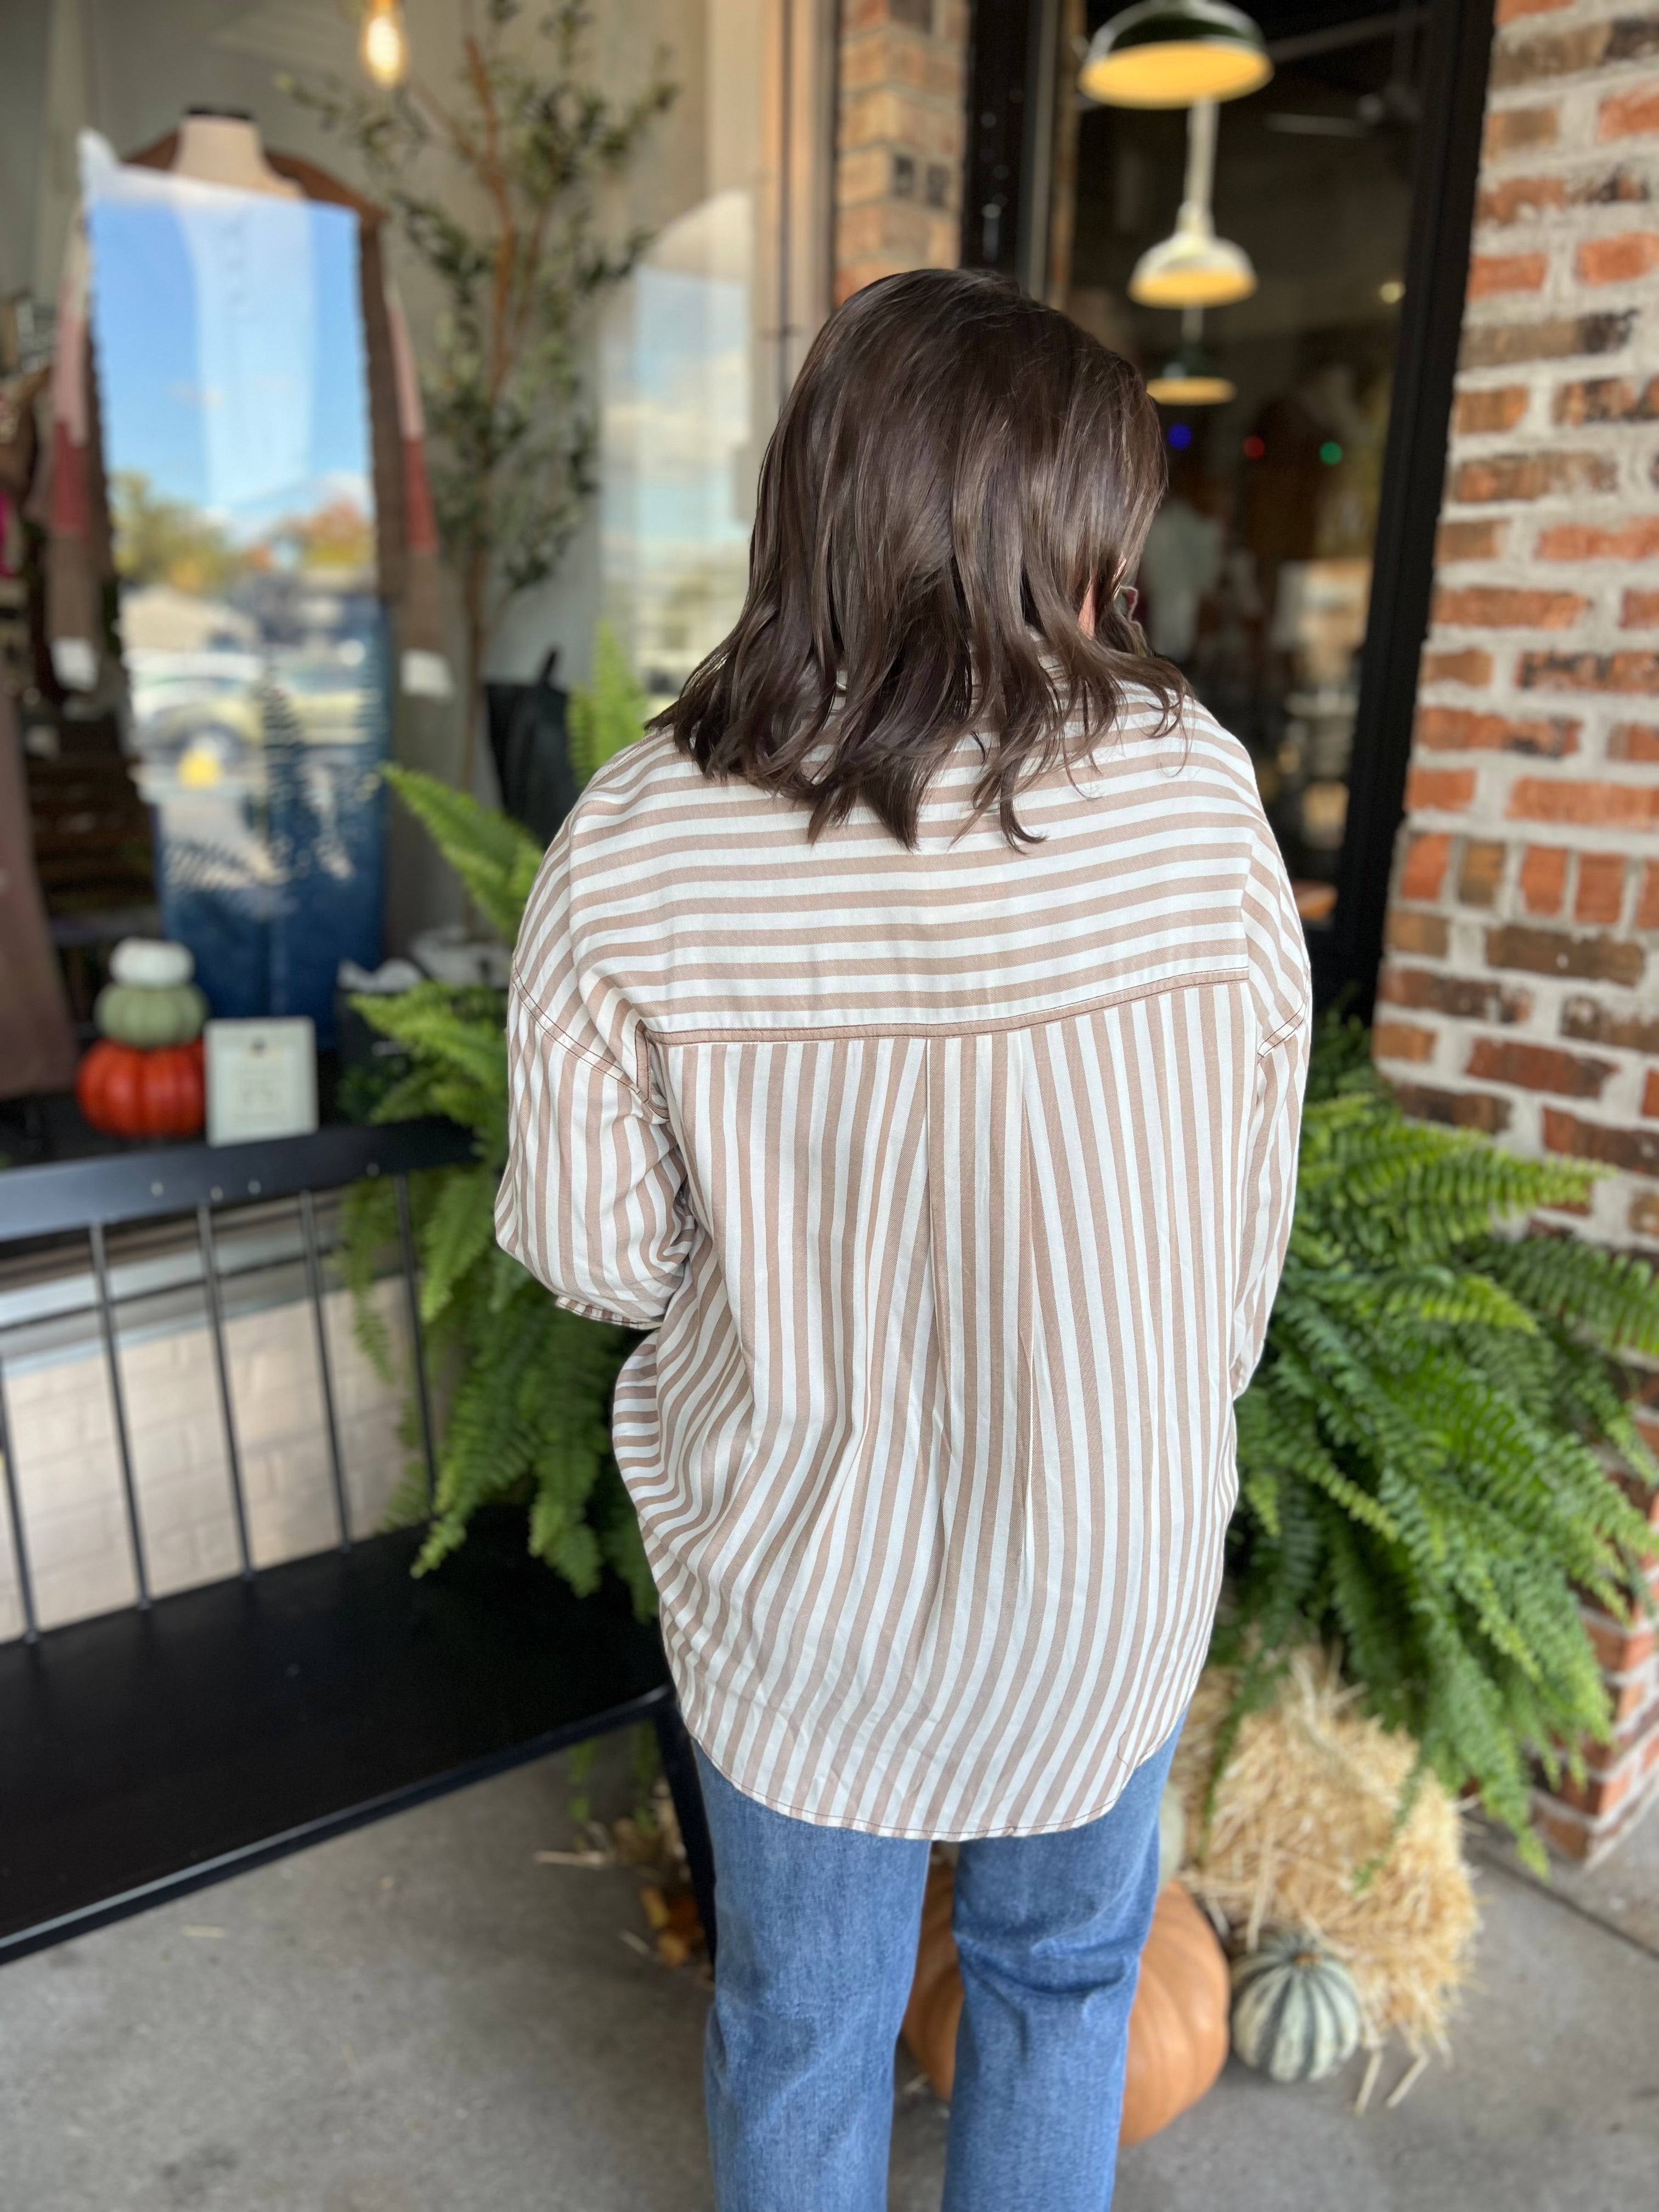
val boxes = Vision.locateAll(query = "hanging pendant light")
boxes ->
[1146,312,1234,405]
[361,0,410,88]
[1080,2,1272,110]
[1129,101,1256,308]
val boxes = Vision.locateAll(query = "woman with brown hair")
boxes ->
[499,267,1309,2210]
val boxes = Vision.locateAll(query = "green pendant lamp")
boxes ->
[1146,312,1234,404]
[1129,100,1256,308]
[1080,2,1272,110]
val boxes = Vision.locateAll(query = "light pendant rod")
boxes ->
[1183,98,1218,223]
[1129,96,1256,308]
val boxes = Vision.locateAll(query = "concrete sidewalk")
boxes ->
[3,1742,1655,2212]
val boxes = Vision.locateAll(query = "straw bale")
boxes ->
[1172,1649,1480,2056]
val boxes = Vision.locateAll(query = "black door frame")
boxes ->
[960,0,1498,1014]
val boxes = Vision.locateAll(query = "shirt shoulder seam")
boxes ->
[510,970,658,1107]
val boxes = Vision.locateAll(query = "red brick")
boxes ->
[1520,843,1569,913]
[1575,852,1628,925]
[1601,86,1659,142]
[1385,909,1452,957]
[1468,1038,1613,1096]
[1436,517,1508,562]
[1582,1607,1658,1675]
[1494,22,1618,89]
[1518,651,1659,693]
[1622,589,1659,628]
[1421,647,1495,686]
[1406,765,1476,812]
[1543,1107,1659,1174]
[1577,230,1659,284]
[1562,995,1659,1050]
[1379,967,1531,1023]
[1554,375,1659,425]
[1469,250,1549,295]
[1453,450,1617,501]
[1400,831,1452,902]
[1644,1069,1659,1118]
[1486,104,1560,158]
[1414,706,1578,755]
[1459,838,1506,907]
[1641,863,1659,930]
[1536,516,1659,559]
[1479,173,1568,223]
[1434,584,1587,629]
[1373,1021,1437,1065]
[1453,389,1529,439]
[1555,1757,1641,1821]
[1486,923,1645,984]
[1461,311,1635,368]
[1390,1082,1513,1133]
[1508,776,1659,826]
[1608,721,1659,760]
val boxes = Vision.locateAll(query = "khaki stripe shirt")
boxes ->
[498,701,1311,1838]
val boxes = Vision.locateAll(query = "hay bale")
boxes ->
[1171,1649,1479,2057]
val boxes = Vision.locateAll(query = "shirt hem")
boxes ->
[678,1694,1138,1843]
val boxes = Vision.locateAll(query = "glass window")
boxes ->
[1047,5,1430,928]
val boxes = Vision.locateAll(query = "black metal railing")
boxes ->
[0,1118,467,1641]
[0,1120,715,1966]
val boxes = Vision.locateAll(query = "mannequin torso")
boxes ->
[170,110,301,200]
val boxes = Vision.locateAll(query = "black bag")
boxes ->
[486,649,578,849]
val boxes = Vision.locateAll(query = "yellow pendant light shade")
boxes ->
[1128,100,1256,309]
[1146,309,1235,405]
[1080,2,1272,110]
[1131,215,1256,306]
[1146,366,1235,404]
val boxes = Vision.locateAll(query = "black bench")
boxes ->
[0,1121,714,1967]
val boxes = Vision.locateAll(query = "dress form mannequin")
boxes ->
[170,108,301,200]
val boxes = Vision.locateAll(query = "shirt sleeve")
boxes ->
[495,833,691,1331]
[1231,834,1313,1396]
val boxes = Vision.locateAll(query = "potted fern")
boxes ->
[341,634,652,1608]
[1226,1017,1659,1863]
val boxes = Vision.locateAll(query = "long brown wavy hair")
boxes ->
[656,267,1186,848]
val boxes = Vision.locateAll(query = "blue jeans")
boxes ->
[695,1723,1181,2212]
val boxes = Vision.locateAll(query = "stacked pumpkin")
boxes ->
[901,1792,1232,2143]
[77,940,208,1140]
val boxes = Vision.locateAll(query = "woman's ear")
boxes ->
[1079,581,1097,638]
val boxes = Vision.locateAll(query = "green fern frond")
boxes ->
[1231,1011,1659,1859]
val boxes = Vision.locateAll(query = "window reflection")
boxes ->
[1054,7,1427,924]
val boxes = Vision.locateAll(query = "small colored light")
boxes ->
[1319,440,1343,466]
[1243,434,1266,460]
[1168,422,1194,451]
[1379,278,1404,306]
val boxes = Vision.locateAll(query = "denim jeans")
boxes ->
[695,1721,1181,2212]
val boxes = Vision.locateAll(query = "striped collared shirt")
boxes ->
[498,699,1310,1838]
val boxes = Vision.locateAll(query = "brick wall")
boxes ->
[834,0,969,303]
[1378,0,1659,1859]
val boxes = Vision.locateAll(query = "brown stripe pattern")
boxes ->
[498,700,1310,1838]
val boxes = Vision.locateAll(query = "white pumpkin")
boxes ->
[110,938,195,989]
[1231,1931,1363,2083]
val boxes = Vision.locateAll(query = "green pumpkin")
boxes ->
[1231,1932,1363,2084]
[95,979,209,1048]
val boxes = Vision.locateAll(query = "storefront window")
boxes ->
[1035,3,1431,925]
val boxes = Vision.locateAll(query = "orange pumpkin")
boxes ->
[900,1859,1229,2143]
[76,1038,206,1141]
